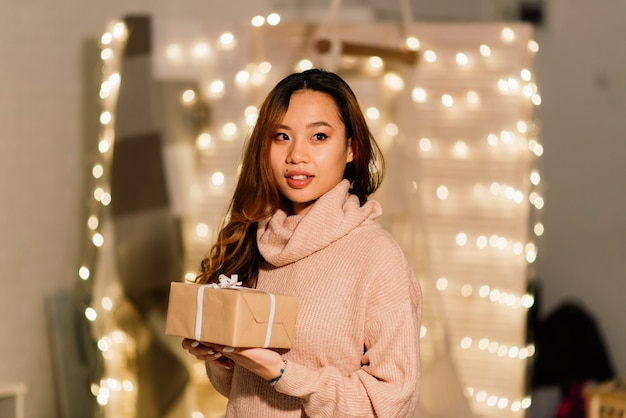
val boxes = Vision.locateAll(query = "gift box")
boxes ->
[585,376,626,418]
[165,278,298,348]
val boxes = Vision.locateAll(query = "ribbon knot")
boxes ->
[209,274,242,288]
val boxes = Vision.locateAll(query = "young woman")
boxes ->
[182,68,422,417]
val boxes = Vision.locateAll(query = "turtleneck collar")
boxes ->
[257,180,382,267]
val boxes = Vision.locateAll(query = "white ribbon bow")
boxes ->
[209,274,243,289]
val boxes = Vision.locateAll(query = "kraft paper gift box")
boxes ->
[165,278,298,348]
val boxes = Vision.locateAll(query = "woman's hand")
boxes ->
[182,338,285,381]
[182,338,233,370]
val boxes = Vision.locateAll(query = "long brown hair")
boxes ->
[196,69,385,286]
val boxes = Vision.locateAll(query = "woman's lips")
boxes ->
[285,173,313,188]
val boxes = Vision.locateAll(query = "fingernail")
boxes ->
[191,341,199,348]
[206,349,215,355]
[214,353,222,359]
[223,346,235,353]
[224,363,231,370]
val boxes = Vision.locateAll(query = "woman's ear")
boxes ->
[346,138,354,163]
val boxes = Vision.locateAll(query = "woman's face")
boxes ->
[269,89,354,215]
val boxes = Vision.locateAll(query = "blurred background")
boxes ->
[1,1,624,417]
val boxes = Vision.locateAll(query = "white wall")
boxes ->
[533,0,626,374]
[0,0,624,417]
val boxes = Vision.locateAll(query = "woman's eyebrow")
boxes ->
[307,121,332,129]
[276,121,333,130]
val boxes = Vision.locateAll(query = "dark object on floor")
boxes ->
[531,301,616,418]
[532,301,615,391]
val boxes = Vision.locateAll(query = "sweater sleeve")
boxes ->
[274,262,422,417]
[206,362,234,398]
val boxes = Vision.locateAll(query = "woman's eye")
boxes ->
[313,133,328,141]
[274,133,289,141]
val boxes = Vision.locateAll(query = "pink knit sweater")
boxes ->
[207,180,422,417]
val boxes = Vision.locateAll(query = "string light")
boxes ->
[219,32,236,49]
[251,15,265,27]
[383,72,404,91]
[266,13,281,26]
[297,59,313,71]
[406,36,420,50]
[399,23,542,417]
[79,266,90,280]
[423,50,437,62]
[411,87,427,103]
[196,132,212,149]
[367,56,384,70]
[74,18,138,415]
[191,41,211,59]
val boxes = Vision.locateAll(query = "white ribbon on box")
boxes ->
[194,274,277,348]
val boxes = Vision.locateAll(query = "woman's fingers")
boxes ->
[181,340,282,377]
[181,339,237,367]
[183,339,216,359]
[181,338,198,349]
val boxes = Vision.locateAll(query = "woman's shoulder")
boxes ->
[350,220,403,252]
[341,221,413,274]
[348,223,421,309]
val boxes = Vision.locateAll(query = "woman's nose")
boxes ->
[286,139,308,163]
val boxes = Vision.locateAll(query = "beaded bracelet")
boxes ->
[267,360,287,385]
